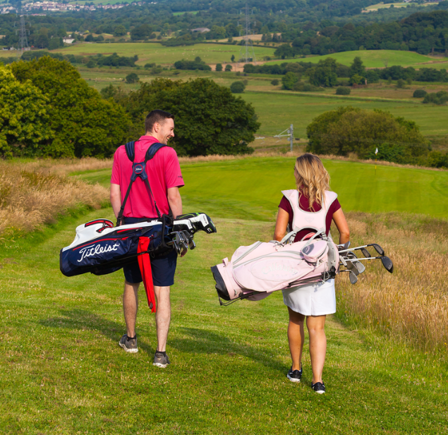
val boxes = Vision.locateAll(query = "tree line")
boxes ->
[0,57,259,159]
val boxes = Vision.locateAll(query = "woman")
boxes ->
[274,154,350,394]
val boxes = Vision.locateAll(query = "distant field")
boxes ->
[365,1,438,10]
[172,10,199,15]
[241,91,448,137]
[266,50,438,68]
[50,43,275,65]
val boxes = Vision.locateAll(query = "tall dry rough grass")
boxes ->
[0,161,108,238]
[336,212,448,352]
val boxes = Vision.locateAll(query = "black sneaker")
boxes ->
[287,367,302,383]
[153,351,170,368]
[311,381,326,394]
[119,334,138,353]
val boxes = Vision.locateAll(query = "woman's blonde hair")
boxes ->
[294,153,330,211]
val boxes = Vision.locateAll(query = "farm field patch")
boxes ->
[50,42,275,65]
[241,91,448,138]
[266,50,439,68]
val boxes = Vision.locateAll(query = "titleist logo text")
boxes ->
[78,242,120,262]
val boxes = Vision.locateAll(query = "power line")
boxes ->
[239,1,256,63]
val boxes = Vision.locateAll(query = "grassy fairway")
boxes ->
[50,43,275,66]
[1,205,447,433]
[266,50,439,68]
[77,157,448,220]
[241,91,448,137]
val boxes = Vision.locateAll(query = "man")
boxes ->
[110,110,184,368]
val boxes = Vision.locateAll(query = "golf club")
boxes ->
[381,256,394,273]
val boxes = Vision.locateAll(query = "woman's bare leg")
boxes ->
[306,315,327,383]
[287,307,305,371]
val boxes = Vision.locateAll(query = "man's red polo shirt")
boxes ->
[111,136,184,218]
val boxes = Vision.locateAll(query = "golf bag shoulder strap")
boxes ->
[117,141,168,225]
[124,141,167,163]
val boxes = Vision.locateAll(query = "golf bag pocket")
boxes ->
[60,219,170,277]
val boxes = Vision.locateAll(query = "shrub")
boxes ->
[413,89,427,98]
[230,81,245,93]
[423,91,448,105]
[293,82,319,92]
[396,79,405,89]
[125,73,139,84]
[336,87,351,95]
[282,72,300,90]
[271,79,279,86]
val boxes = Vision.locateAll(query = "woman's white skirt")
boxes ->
[282,279,336,316]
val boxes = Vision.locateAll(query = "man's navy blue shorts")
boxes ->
[123,217,177,286]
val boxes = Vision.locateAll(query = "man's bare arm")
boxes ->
[110,183,122,219]
[167,186,182,219]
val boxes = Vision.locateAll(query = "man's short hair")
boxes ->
[145,110,175,133]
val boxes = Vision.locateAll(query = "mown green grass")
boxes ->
[76,157,448,220]
[50,42,275,66]
[266,50,438,68]
[240,91,448,137]
[1,203,447,434]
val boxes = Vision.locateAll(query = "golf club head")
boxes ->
[381,256,394,273]
[338,241,350,251]
[371,243,385,256]
[349,270,358,284]
[361,247,371,258]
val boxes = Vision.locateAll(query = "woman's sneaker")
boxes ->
[153,351,170,368]
[119,334,138,353]
[311,382,326,394]
[287,367,302,383]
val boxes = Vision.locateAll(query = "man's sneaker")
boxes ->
[311,382,326,394]
[287,367,303,383]
[153,351,170,368]
[119,334,138,353]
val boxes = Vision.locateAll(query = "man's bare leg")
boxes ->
[154,286,171,352]
[123,280,139,337]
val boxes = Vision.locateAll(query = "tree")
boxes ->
[125,73,139,83]
[114,25,127,37]
[336,87,351,95]
[225,64,232,72]
[306,107,429,161]
[308,58,338,87]
[349,57,365,77]
[0,65,53,158]
[413,89,427,98]
[423,91,448,105]
[282,72,300,90]
[131,24,152,41]
[271,79,279,86]
[11,57,129,158]
[230,81,245,93]
[396,79,405,89]
[123,78,259,156]
[215,63,223,72]
[231,55,235,62]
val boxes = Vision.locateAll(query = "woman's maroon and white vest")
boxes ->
[281,189,338,238]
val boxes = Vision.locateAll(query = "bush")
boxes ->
[230,81,245,93]
[413,89,427,98]
[215,63,223,72]
[396,79,405,89]
[271,79,279,86]
[336,87,351,95]
[125,73,139,84]
[293,82,319,92]
[123,78,259,156]
[225,64,232,72]
[423,91,448,105]
[282,72,300,90]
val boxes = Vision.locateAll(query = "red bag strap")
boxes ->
[137,237,156,313]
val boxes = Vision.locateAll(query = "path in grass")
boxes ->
[1,206,447,434]
[49,42,275,66]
